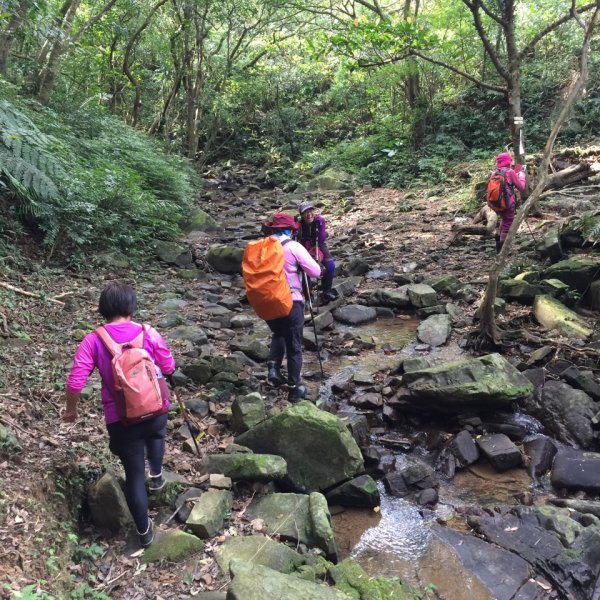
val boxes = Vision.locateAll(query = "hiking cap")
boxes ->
[263,212,299,230]
[496,152,512,168]
[298,200,315,215]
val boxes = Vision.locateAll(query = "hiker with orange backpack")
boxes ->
[243,212,321,403]
[63,282,175,549]
[486,152,526,253]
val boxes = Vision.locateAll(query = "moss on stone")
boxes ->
[142,529,204,563]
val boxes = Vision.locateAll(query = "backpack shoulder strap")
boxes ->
[95,325,121,357]
[281,238,292,247]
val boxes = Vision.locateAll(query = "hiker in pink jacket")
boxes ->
[63,282,175,548]
[494,152,526,252]
[262,212,321,403]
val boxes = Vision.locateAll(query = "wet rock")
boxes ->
[336,411,370,447]
[403,353,534,409]
[216,535,305,574]
[521,380,596,449]
[227,560,351,599]
[417,314,451,347]
[358,287,411,308]
[351,370,375,385]
[417,488,438,507]
[476,433,522,472]
[533,295,592,339]
[559,366,600,401]
[231,392,266,433]
[384,458,438,501]
[248,492,337,559]
[141,529,204,563]
[206,244,244,274]
[523,435,557,477]
[407,283,438,308]
[551,449,600,493]
[448,430,479,468]
[236,401,364,493]
[186,489,233,538]
[332,304,377,325]
[312,309,334,331]
[88,473,132,531]
[325,475,380,508]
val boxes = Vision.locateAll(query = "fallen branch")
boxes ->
[0,281,65,306]
[450,205,498,244]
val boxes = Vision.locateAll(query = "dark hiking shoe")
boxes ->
[322,291,338,302]
[267,362,284,386]
[148,473,165,492]
[138,519,154,548]
[288,384,307,403]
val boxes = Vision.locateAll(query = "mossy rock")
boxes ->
[142,529,204,563]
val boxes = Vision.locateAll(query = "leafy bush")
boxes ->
[0,95,197,258]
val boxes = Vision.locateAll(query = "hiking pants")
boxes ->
[107,412,168,533]
[499,199,516,241]
[266,301,304,386]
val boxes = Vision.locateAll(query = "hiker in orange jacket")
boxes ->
[263,212,321,403]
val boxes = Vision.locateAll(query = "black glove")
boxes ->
[166,373,176,388]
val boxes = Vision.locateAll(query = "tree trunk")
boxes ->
[476,3,600,347]
[0,0,30,75]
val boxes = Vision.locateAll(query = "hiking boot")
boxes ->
[288,384,307,403]
[148,472,165,493]
[494,235,503,253]
[138,519,154,548]
[322,290,338,303]
[267,362,284,386]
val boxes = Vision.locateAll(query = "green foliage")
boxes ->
[0,95,197,256]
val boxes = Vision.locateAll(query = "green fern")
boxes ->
[0,99,63,203]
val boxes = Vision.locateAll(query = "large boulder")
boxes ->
[186,490,233,538]
[203,453,287,481]
[543,255,600,294]
[88,473,132,531]
[402,353,534,410]
[417,314,451,347]
[533,295,592,339]
[332,304,377,325]
[247,492,336,558]
[520,380,596,449]
[358,287,411,308]
[236,402,364,492]
[551,449,600,493]
[142,529,204,563]
[155,241,193,267]
[231,392,266,433]
[206,245,244,274]
[227,560,353,600]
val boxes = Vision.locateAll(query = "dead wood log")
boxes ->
[0,281,65,305]
[545,162,595,189]
[450,205,498,243]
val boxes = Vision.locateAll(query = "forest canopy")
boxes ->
[0,0,598,255]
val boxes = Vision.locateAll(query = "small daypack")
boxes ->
[242,237,292,320]
[95,324,166,425]
[486,168,511,213]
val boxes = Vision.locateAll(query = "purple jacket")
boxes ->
[272,233,321,301]
[297,214,327,248]
[66,322,176,424]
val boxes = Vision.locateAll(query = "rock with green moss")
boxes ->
[248,492,337,559]
[231,392,266,433]
[203,453,287,481]
[215,535,305,574]
[236,401,364,492]
[543,255,600,294]
[206,244,244,274]
[533,294,592,339]
[325,475,380,508]
[402,353,533,409]
[227,560,353,600]
[0,424,21,456]
[155,240,193,267]
[184,209,218,232]
[142,529,204,563]
[186,490,233,538]
[88,473,133,531]
[329,558,418,600]
[498,278,546,304]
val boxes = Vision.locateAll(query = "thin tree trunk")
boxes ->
[476,2,600,347]
[0,0,30,75]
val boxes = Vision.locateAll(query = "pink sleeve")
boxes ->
[291,241,321,278]
[147,326,176,375]
[66,333,97,393]
[508,169,526,192]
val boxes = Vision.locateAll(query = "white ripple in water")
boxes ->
[351,482,431,560]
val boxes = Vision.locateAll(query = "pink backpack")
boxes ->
[95,324,166,425]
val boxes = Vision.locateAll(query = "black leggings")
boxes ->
[266,301,304,386]
[106,413,167,532]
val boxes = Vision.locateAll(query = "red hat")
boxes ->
[263,212,299,230]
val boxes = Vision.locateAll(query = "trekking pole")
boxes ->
[302,271,325,379]
[314,221,321,312]
[524,218,538,245]
[166,375,202,457]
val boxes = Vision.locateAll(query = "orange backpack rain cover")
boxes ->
[242,237,293,320]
